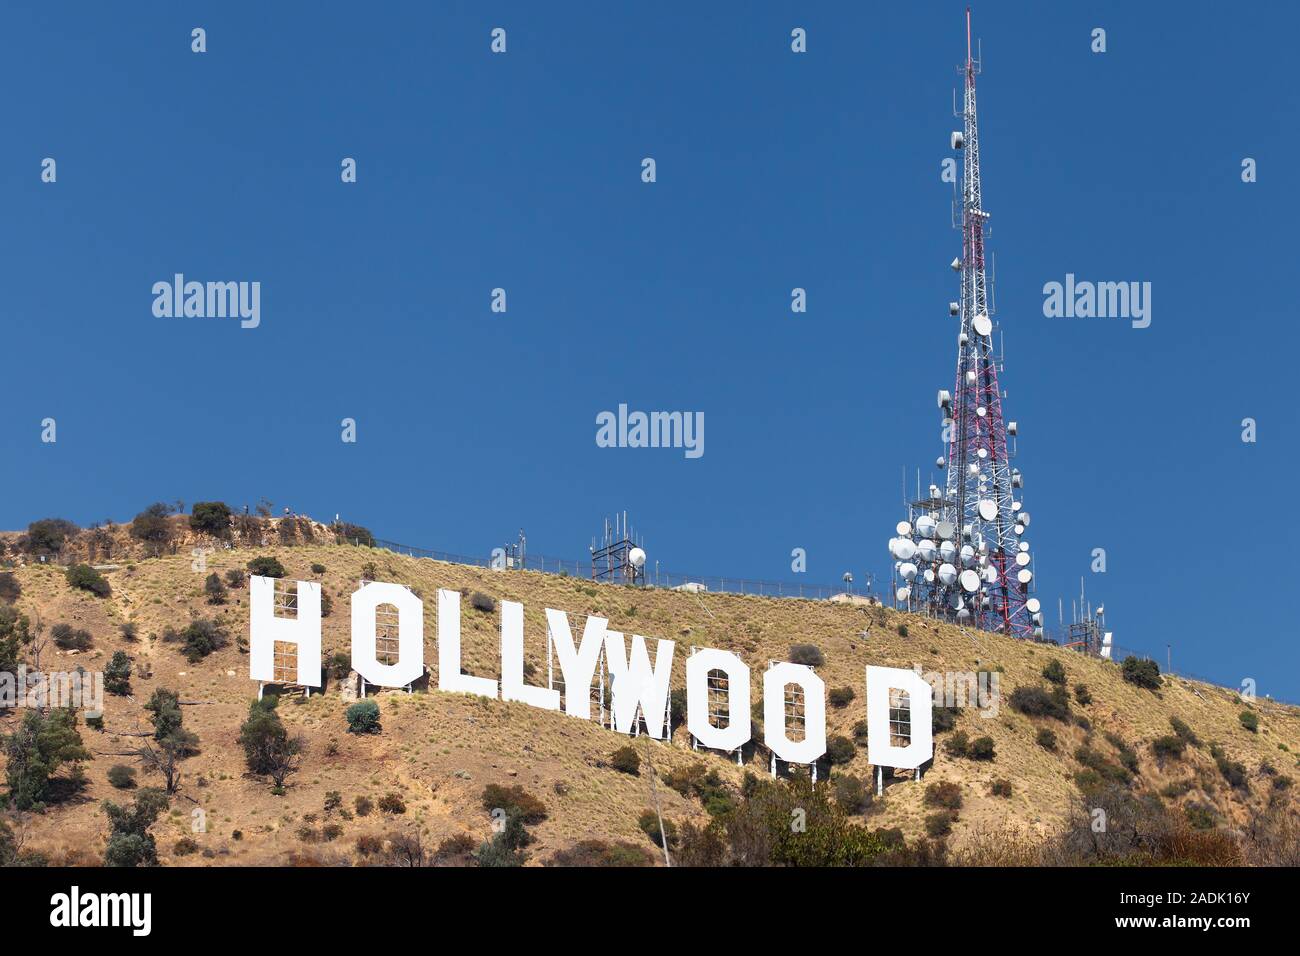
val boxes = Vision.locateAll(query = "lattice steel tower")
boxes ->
[887,11,1041,639]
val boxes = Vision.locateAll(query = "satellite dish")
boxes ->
[1018,541,1030,552]
[1011,500,1021,511]
[982,565,999,584]
[966,370,977,385]
[936,389,952,409]
[973,313,993,337]
[1013,523,1025,535]
[976,406,987,418]
[1017,568,1033,584]
[977,448,988,459]
[950,257,962,271]
[951,131,965,149]
[1015,551,1031,567]
[890,538,917,561]
[959,569,980,593]
[1018,512,1031,527]
[923,568,936,583]
[896,521,912,536]
[1031,612,1043,625]
[939,540,957,562]
[956,608,971,620]
[978,499,998,521]
[1007,422,1018,436]
[937,520,955,539]
[916,539,938,562]
[915,515,937,538]
[935,456,946,468]
[629,547,646,568]
[899,562,918,582]
[948,593,965,610]
[959,332,969,346]
[959,544,976,566]
[948,301,960,316]
[896,586,912,602]
[1026,597,1042,614]
[938,563,958,586]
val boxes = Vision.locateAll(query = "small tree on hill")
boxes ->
[102,787,169,867]
[247,556,286,579]
[204,572,227,605]
[1121,656,1162,690]
[3,708,90,810]
[104,651,133,695]
[189,501,233,537]
[239,698,305,791]
[65,564,111,598]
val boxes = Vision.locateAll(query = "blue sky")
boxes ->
[2,2,1295,698]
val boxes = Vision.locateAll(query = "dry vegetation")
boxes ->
[1,515,1297,866]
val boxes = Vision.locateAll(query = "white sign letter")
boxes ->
[249,576,321,687]
[865,665,933,769]
[763,662,825,764]
[686,648,750,752]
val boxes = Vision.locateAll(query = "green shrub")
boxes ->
[189,501,233,537]
[129,503,173,547]
[104,651,132,695]
[65,564,111,598]
[224,569,245,589]
[470,592,496,613]
[346,700,381,734]
[1151,735,1186,761]
[1239,710,1259,733]
[107,765,137,789]
[173,837,199,856]
[1184,804,1217,830]
[481,784,547,825]
[924,781,963,810]
[825,735,856,765]
[335,523,375,548]
[1036,727,1058,752]
[1073,683,1092,706]
[1008,684,1071,720]
[378,792,406,814]
[828,686,856,709]
[968,736,996,761]
[24,518,78,556]
[990,778,1013,798]
[247,556,286,578]
[609,745,640,775]
[310,563,326,575]
[1041,659,1066,685]
[789,644,824,667]
[165,619,228,663]
[925,810,956,838]
[637,810,678,849]
[833,774,872,815]
[51,623,92,651]
[203,572,227,605]
[1170,716,1200,746]
[944,730,971,758]
[354,795,373,817]
[1121,656,1161,690]
[548,839,654,867]
[932,706,957,734]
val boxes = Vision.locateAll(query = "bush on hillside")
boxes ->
[1121,656,1162,690]
[189,501,233,537]
[247,556,286,579]
[789,644,824,667]
[346,700,381,734]
[65,564,111,598]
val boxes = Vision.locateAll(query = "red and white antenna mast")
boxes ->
[888,10,1039,639]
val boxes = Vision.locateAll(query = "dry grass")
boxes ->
[2,534,1297,865]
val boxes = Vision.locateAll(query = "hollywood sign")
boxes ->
[248,576,934,770]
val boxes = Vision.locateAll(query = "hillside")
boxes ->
[1,516,1297,866]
